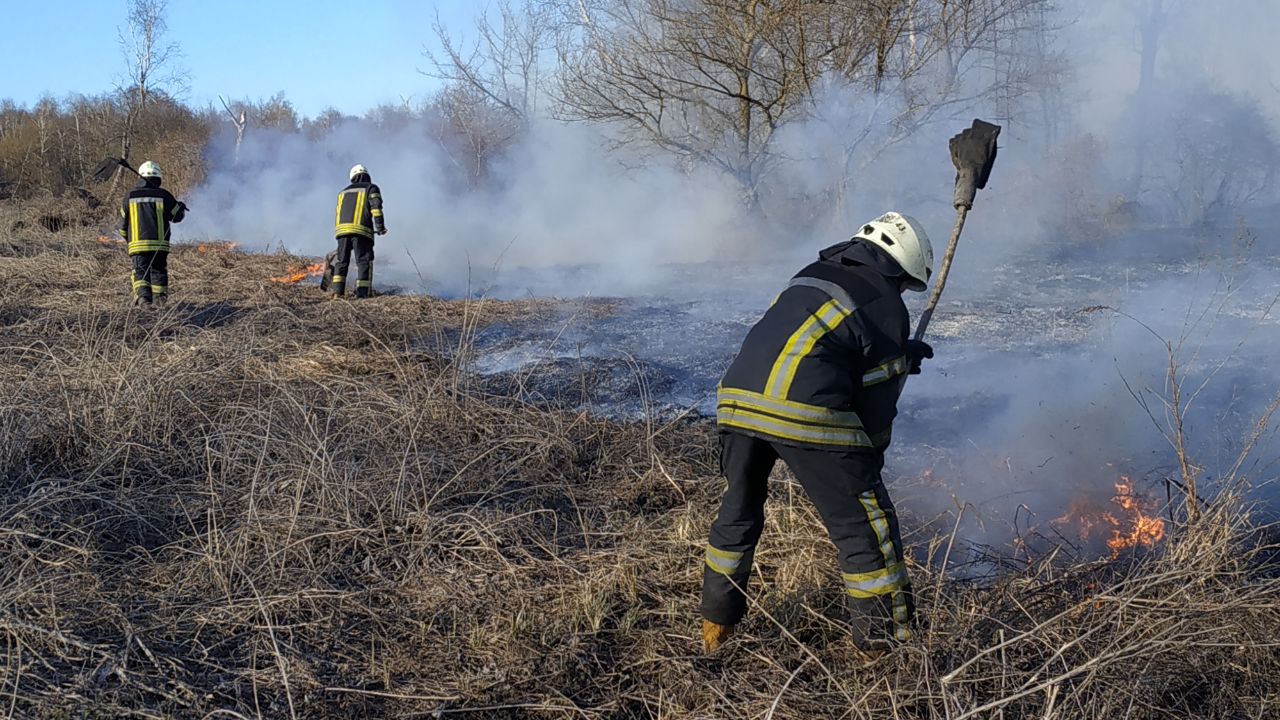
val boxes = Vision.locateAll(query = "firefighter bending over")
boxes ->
[701,212,935,656]
[330,164,386,299]
[119,161,186,306]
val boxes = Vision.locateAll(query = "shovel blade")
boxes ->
[91,157,123,183]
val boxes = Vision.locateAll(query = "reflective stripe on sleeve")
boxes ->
[863,356,909,386]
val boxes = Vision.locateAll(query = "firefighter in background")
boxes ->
[119,161,186,306]
[701,211,935,656]
[330,164,386,299]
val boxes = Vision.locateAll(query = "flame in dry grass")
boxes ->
[96,235,124,246]
[270,263,325,284]
[1053,475,1166,558]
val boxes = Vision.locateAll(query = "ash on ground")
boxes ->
[455,244,1280,557]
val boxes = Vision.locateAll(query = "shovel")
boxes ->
[91,156,140,183]
[319,250,338,292]
[913,119,1001,341]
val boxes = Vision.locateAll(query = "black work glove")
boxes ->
[950,119,1001,209]
[172,201,189,223]
[906,339,933,374]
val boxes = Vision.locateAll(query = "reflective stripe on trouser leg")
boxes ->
[354,237,374,297]
[771,444,913,647]
[331,236,354,294]
[131,252,154,301]
[857,486,913,642]
[700,432,777,625]
[150,251,168,297]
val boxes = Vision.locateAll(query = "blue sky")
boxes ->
[7,0,480,117]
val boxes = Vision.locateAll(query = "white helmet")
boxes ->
[138,161,163,179]
[349,164,368,181]
[852,211,933,292]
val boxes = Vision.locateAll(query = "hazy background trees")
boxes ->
[2,0,1277,236]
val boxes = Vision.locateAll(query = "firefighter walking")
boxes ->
[701,212,935,656]
[329,164,386,299]
[119,161,186,306]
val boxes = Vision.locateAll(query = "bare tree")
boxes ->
[557,0,849,205]
[423,0,556,129]
[116,0,185,173]
[219,96,248,164]
[423,1,558,183]
[556,0,1054,207]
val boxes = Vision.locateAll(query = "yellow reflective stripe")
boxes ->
[717,387,863,428]
[334,193,343,227]
[370,209,383,217]
[863,356,908,386]
[765,298,853,398]
[356,280,371,288]
[857,489,912,640]
[335,223,374,238]
[129,199,140,245]
[704,546,744,576]
[859,490,898,567]
[156,198,165,247]
[717,405,872,447]
[331,275,345,283]
[354,188,366,226]
[843,562,907,598]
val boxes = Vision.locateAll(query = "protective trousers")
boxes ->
[130,251,168,304]
[701,431,914,649]
[330,235,374,298]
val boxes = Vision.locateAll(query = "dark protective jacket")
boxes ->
[334,175,385,239]
[717,240,912,452]
[118,178,185,255]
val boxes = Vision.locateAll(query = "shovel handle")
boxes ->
[913,203,969,342]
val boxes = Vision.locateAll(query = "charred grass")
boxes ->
[2,218,1279,718]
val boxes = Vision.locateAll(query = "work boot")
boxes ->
[702,620,734,653]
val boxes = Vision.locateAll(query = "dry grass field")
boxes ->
[2,206,1278,719]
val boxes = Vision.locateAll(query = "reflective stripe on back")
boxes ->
[764,298,853,398]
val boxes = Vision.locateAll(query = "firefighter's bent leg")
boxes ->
[131,252,154,304]
[353,238,374,298]
[776,445,914,650]
[151,251,169,303]
[701,432,778,626]
[330,236,354,296]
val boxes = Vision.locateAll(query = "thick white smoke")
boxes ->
[179,0,1280,553]
[184,119,750,297]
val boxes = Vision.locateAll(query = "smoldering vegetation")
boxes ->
[2,219,1279,719]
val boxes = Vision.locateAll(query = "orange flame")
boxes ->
[270,263,325,284]
[96,235,125,246]
[1052,475,1166,558]
[1105,480,1166,555]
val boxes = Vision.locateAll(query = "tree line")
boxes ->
[3,0,1276,228]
